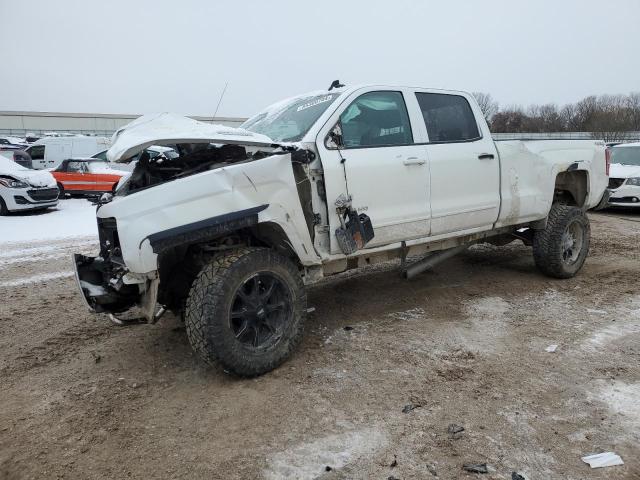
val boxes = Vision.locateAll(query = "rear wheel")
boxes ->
[184,247,306,377]
[533,204,590,278]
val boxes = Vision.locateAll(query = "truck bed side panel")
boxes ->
[494,140,607,227]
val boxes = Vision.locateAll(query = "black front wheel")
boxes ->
[184,247,306,377]
[533,204,590,278]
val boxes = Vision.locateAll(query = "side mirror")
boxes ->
[325,123,344,150]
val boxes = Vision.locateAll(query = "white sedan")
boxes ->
[608,142,640,207]
[0,156,59,215]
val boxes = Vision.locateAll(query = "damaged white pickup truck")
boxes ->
[74,84,609,376]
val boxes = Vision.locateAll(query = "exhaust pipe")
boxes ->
[404,244,469,280]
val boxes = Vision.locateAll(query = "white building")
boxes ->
[0,111,247,137]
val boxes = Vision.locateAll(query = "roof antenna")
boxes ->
[328,79,344,91]
[212,82,229,119]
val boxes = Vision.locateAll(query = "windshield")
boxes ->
[242,91,341,142]
[149,149,179,160]
[611,146,640,166]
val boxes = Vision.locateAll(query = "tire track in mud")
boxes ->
[1,213,640,479]
[0,237,103,379]
[1,319,112,377]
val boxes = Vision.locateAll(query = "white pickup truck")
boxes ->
[73,83,609,376]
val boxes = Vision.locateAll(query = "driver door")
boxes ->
[317,89,431,253]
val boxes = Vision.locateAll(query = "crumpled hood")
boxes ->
[610,163,640,179]
[0,157,56,187]
[107,113,277,163]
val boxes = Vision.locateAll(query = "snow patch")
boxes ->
[0,199,97,243]
[80,280,106,296]
[465,296,510,317]
[0,271,73,288]
[588,322,640,348]
[595,381,640,432]
[0,239,95,259]
[387,307,426,321]
[263,428,386,480]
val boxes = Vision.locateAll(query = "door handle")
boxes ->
[403,157,426,166]
[478,153,495,160]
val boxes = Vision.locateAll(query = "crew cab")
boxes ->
[73,84,608,377]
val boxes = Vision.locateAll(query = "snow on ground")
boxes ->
[0,199,97,244]
[0,271,74,288]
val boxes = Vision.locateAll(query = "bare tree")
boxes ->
[491,107,526,133]
[487,92,640,140]
[472,92,499,124]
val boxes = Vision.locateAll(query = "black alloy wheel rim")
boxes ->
[229,272,290,350]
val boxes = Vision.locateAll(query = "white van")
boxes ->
[25,136,110,169]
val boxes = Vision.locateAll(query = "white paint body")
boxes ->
[607,142,640,207]
[0,156,58,212]
[96,85,608,281]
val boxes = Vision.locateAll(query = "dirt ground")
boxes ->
[1,210,639,480]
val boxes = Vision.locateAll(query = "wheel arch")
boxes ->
[154,217,303,311]
[553,169,589,208]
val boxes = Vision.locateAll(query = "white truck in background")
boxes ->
[73,83,609,377]
[25,136,110,169]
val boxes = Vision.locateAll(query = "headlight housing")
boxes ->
[626,177,640,186]
[0,177,29,188]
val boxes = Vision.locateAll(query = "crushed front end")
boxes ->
[73,217,157,321]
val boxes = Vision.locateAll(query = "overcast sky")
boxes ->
[1,0,639,118]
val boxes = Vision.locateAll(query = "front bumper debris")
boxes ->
[73,254,140,314]
[73,254,162,323]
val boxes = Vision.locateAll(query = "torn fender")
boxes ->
[95,153,320,273]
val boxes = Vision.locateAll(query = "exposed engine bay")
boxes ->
[118,143,278,195]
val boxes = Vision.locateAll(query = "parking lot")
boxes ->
[0,201,638,479]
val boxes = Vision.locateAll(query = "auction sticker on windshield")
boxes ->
[296,95,334,112]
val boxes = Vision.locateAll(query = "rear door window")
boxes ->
[28,145,45,160]
[416,93,481,143]
[67,161,86,173]
[340,91,413,148]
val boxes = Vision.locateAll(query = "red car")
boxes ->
[52,158,126,197]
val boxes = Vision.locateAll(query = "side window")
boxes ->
[92,150,107,160]
[340,91,413,148]
[416,93,480,143]
[67,161,85,172]
[28,145,45,160]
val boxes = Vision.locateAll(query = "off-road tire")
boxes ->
[533,204,590,278]
[0,196,8,215]
[184,247,306,377]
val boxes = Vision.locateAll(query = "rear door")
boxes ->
[317,88,431,251]
[26,145,46,169]
[415,91,500,236]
